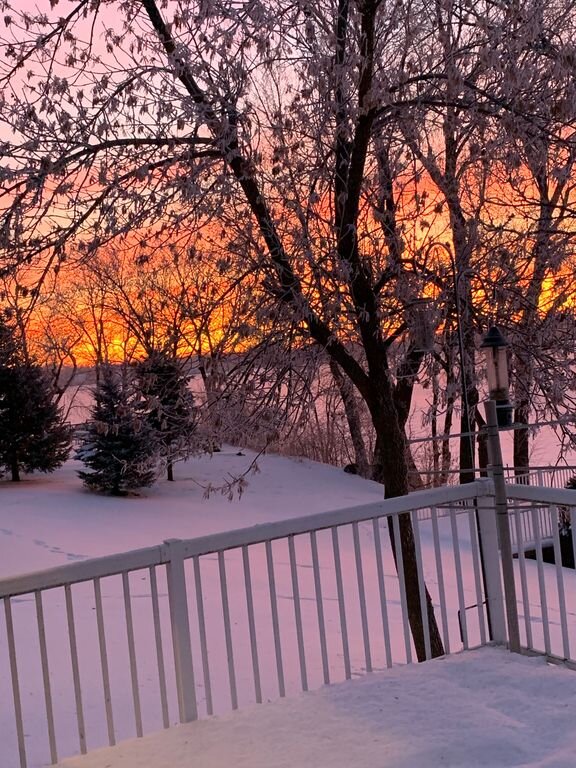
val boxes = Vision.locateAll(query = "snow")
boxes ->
[0,450,383,578]
[54,646,576,768]
[2,449,576,768]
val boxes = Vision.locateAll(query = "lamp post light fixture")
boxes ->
[480,326,513,428]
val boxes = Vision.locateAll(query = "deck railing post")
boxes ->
[484,400,521,653]
[476,485,507,645]
[163,539,197,723]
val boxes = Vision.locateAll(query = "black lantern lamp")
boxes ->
[480,326,513,428]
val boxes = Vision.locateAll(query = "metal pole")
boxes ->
[484,399,521,653]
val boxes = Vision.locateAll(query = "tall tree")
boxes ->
[0,319,71,481]
[136,351,197,481]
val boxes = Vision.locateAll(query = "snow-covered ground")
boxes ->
[2,450,576,768]
[55,646,576,768]
[0,451,383,578]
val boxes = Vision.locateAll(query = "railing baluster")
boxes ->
[513,504,533,648]
[310,531,330,684]
[411,511,431,660]
[392,513,412,664]
[122,572,143,737]
[544,507,553,540]
[430,507,450,654]
[352,522,372,672]
[242,546,262,703]
[5,597,27,768]
[288,535,308,691]
[449,507,468,649]
[265,540,285,697]
[551,506,570,659]
[65,584,86,754]
[331,526,352,679]
[93,578,115,746]
[372,518,392,668]
[193,556,213,716]
[531,506,551,655]
[149,566,169,728]
[509,510,517,547]
[467,508,487,646]
[35,591,58,763]
[218,551,238,709]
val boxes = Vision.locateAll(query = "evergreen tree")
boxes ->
[136,352,198,481]
[76,365,158,495]
[0,320,71,481]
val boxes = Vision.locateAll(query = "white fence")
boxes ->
[413,465,576,489]
[2,480,576,768]
[416,466,566,548]
[509,504,555,549]
[506,484,576,661]
[506,465,576,489]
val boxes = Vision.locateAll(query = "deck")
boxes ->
[54,647,576,768]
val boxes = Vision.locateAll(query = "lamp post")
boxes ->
[480,326,521,653]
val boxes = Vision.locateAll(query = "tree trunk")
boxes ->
[441,384,456,486]
[10,454,20,482]
[329,358,370,477]
[513,400,530,480]
[476,409,489,478]
[167,459,174,482]
[512,354,531,480]
[371,393,444,662]
[457,298,478,485]
[406,447,424,491]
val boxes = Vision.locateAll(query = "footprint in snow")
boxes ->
[33,538,88,561]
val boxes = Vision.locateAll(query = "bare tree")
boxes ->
[0,0,451,660]
[4,0,576,656]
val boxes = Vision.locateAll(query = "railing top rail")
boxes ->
[0,544,165,600]
[0,479,493,600]
[179,479,492,559]
[506,484,576,506]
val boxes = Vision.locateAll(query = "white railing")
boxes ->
[1,481,497,768]
[506,484,576,662]
[417,468,562,548]
[505,465,576,489]
[509,503,555,549]
[413,465,576,490]
[4,480,576,768]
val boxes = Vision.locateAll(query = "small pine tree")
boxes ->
[0,321,71,481]
[136,352,197,481]
[76,365,158,495]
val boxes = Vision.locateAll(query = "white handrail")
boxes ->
[506,484,576,506]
